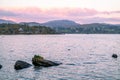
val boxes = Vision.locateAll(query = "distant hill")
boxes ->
[41,20,80,28]
[0,19,16,24]
[19,20,80,28]
[19,22,41,26]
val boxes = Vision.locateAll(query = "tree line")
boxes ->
[0,24,56,34]
[53,23,120,34]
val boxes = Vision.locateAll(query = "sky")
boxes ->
[0,0,120,24]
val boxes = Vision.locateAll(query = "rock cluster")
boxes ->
[1,53,119,70]
[14,55,62,70]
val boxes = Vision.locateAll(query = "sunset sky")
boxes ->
[0,0,120,24]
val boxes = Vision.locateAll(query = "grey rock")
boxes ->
[14,60,32,70]
[0,64,2,69]
[32,55,62,67]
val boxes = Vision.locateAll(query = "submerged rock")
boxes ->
[112,54,118,58]
[32,55,62,67]
[14,60,32,70]
[68,49,71,51]
[0,64,2,69]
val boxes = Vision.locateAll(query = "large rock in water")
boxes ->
[0,64,2,69]
[14,60,32,70]
[32,55,62,67]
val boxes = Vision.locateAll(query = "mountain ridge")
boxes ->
[41,20,80,28]
[0,19,120,34]
[0,19,119,27]
[0,19,16,24]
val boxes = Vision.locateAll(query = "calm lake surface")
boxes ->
[0,34,120,80]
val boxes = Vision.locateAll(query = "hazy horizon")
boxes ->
[0,0,120,24]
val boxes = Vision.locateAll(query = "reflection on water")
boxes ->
[0,34,120,80]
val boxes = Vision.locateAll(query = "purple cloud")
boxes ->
[0,8,119,24]
[0,10,17,17]
[78,17,120,24]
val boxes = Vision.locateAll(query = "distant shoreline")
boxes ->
[0,33,120,35]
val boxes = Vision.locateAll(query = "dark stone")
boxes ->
[32,55,62,67]
[0,64,2,69]
[66,63,75,65]
[112,54,118,58]
[14,60,32,70]
[68,49,71,51]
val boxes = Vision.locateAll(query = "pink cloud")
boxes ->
[102,11,120,14]
[0,7,120,24]
[66,8,98,17]
[77,17,120,24]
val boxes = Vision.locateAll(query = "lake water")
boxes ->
[0,34,120,80]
